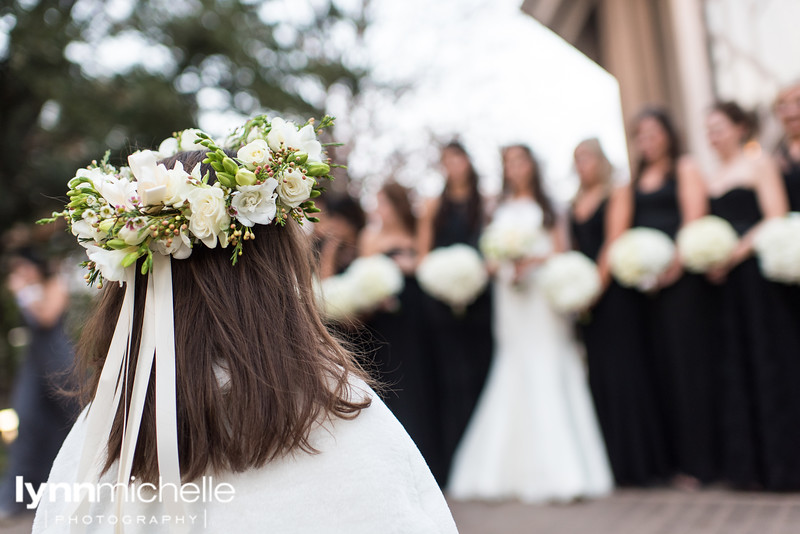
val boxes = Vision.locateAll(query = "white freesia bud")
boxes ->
[186,185,230,248]
[157,137,179,158]
[179,129,207,151]
[231,179,278,227]
[237,139,272,170]
[277,168,314,208]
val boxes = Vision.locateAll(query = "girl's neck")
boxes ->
[447,181,471,201]
[645,156,672,175]
[717,145,742,165]
[787,136,800,162]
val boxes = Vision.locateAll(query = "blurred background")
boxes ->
[1,0,800,532]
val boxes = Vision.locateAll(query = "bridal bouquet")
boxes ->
[676,216,739,273]
[539,252,602,313]
[479,217,547,262]
[754,213,800,284]
[608,227,675,291]
[417,244,488,313]
[316,275,359,322]
[316,254,404,322]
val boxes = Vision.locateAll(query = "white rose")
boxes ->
[85,245,135,283]
[157,137,179,158]
[276,168,314,208]
[186,185,230,248]
[179,129,207,151]
[231,179,278,227]
[237,139,272,170]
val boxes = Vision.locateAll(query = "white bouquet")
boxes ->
[315,275,359,322]
[676,215,739,273]
[754,213,800,284]
[316,255,404,322]
[479,210,548,262]
[608,227,675,291]
[417,244,489,312]
[539,252,602,313]
[346,255,405,311]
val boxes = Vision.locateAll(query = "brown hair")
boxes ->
[76,151,371,484]
[380,182,416,236]
[434,141,483,235]
[632,107,683,182]
[712,100,759,142]
[501,144,556,228]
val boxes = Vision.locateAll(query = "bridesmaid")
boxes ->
[360,183,444,483]
[706,101,800,491]
[317,194,366,278]
[417,141,493,484]
[614,108,719,487]
[571,138,669,486]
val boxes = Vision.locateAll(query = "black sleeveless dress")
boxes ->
[711,188,800,490]
[571,198,670,486]
[778,144,800,211]
[0,312,77,512]
[364,249,445,484]
[633,178,720,482]
[421,199,493,484]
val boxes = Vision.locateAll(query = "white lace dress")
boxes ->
[448,198,613,502]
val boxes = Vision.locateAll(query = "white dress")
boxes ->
[32,377,458,533]
[448,198,613,502]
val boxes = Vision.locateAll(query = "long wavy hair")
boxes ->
[501,144,556,228]
[76,151,371,484]
[433,141,483,236]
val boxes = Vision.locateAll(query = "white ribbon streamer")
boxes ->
[69,256,186,533]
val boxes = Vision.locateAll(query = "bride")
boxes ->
[448,144,612,502]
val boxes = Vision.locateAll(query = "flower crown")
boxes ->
[39,115,337,287]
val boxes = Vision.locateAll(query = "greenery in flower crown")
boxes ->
[38,115,339,288]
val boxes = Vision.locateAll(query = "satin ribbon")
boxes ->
[69,255,186,533]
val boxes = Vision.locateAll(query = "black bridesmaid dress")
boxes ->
[711,187,800,490]
[421,199,493,484]
[778,144,800,211]
[570,198,670,486]
[364,250,445,484]
[632,177,720,483]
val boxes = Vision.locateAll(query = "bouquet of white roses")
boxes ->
[539,252,602,313]
[315,275,360,322]
[316,255,404,322]
[608,227,675,291]
[754,213,800,284]
[676,215,739,273]
[417,244,488,313]
[479,211,548,262]
[346,255,405,311]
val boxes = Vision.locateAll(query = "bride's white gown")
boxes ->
[448,198,613,502]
